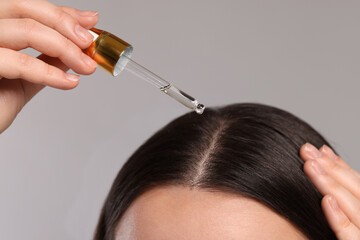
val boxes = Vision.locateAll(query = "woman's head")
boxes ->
[94,103,336,240]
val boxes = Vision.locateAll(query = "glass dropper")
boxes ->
[85,28,205,114]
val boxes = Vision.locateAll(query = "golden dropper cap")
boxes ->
[85,28,133,76]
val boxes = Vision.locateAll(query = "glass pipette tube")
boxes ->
[85,28,205,114]
[122,56,205,114]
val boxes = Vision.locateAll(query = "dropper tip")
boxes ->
[195,104,205,115]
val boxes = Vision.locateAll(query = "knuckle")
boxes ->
[63,37,73,50]
[327,180,339,193]
[52,9,69,29]
[45,64,55,78]
[21,18,37,36]
[328,160,342,173]
[339,217,352,230]
[58,37,74,58]
[12,0,31,17]
[17,53,33,79]
[334,156,343,164]
[18,53,33,68]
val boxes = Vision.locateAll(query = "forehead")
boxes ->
[115,186,307,240]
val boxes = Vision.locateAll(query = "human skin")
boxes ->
[115,144,360,239]
[116,186,307,240]
[0,0,99,133]
[301,144,360,239]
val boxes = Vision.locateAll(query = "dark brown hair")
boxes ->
[94,103,336,240]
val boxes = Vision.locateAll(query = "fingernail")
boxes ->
[77,10,98,17]
[82,53,97,68]
[311,160,326,175]
[64,73,80,82]
[320,145,337,160]
[328,195,339,211]
[75,25,93,42]
[304,143,322,159]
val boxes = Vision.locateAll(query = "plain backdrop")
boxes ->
[0,0,359,239]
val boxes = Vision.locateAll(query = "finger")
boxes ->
[319,145,354,170]
[303,158,360,229]
[60,6,98,29]
[300,143,350,170]
[21,54,70,104]
[0,54,71,134]
[318,145,360,199]
[322,195,360,240]
[0,18,97,75]
[301,144,360,199]
[0,48,79,90]
[7,0,95,49]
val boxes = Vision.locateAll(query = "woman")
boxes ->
[94,103,360,240]
[0,1,358,239]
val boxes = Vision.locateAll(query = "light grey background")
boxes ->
[0,0,359,239]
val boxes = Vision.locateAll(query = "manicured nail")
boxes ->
[75,25,93,42]
[81,53,97,68]
[320,145,337,160]
[311,160,326,175]
[304,143,322,159]
[328,195,339,211]
[77,10,98,17]
[64,73,80,82]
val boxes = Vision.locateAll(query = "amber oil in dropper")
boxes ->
[85,28,133,76]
